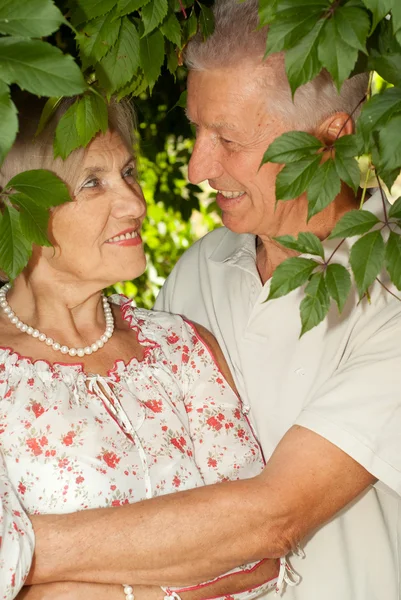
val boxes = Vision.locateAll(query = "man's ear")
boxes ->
[314,112,354,146]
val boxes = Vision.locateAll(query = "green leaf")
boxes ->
[388,196,401,219]
[335,155,360,194]
[261,131,322,165]
[329,209,380,239]
[199,4,215,40]
[385,230,401,290]
[361,0,394,32]
[160,12,182,47]
[325,263,352,313]
[393,1,401,44]
[0,205,32,280]
[307,159,341,220]
[300,272,330,335]
[116,0,151,17]
[97,17,140,94]
[0,37,86,97]
[318,6,370,89]
[368,53,401,87]
[258,0,278,26]
[357,87,401,149]
[141,0,168,36]
[6,170,71,208]
[54,101,81,159]
[139,29,165,93]
[274,232,325,259]
[76,94,108,148]
[72,0,117,25]
[267,257,318,300]
[378,114,401,172]
[334,135,360,157]
[265,2,327,55]
[78,10,121,67]
[0,0,65,37]
[285,21,324,96]
[11,193,51,247]
[0,81,18,164]
[276,156,321,201]
[166,44,179,75]
[350,230,385,296]
[36,96,63,137]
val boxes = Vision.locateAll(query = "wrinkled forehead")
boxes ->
[82,130,134,170]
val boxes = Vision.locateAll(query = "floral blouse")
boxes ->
[0,296,278,600]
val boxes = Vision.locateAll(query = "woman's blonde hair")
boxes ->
[0,93,137,282]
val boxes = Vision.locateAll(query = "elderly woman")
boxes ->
[0,97,284,600]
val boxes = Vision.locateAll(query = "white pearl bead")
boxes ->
[105,330,113,338]
[39,333,46,342]
[60,346,69,354]
[77,348,85,357]
[4,306,11,314]
[68,348,77,356]
[16,322,23,329]
[45,337,53,346]
[91,342,99,352]
[124,586,133,594]
[0,301,7,308]
[97,340,104,348]
[84,346,92,355]
[53,342,61,351]
[32,329,40,338]
[27,326,33,335]
[11,316,18,324]
[20,324,28,332]
[126,594,134,600]
[101,334,108,343]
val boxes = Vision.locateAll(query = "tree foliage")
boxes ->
[0,0,401,329]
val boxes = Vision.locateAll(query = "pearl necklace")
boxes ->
[0,282,114,357]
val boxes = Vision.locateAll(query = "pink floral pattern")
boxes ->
[0,296,273,599]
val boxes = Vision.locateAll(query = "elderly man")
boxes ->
[15,1,400,599]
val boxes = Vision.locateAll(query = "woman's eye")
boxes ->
[82,178,99,189]
[123,166,136,179]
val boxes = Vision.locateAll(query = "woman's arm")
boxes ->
[0,451,35,600]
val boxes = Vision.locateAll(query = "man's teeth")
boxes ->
[107,231,138,243]
[218,190,245,199]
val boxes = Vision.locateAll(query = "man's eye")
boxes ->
[83,178,99,188]
[221,138,233,145]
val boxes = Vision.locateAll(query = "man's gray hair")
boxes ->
[184,0,368,129]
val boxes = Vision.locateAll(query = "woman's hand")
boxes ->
[17,583,165,600]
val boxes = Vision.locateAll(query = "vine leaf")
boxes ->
[258,0,278,26]
[6,170,71,208]
[274,232,325,259]
[276,156,321,201]
[97,17,141,94]
[72,0,117,26]
[300,272,330,336]
[285,21,325,95]
[357,87,401,150]
[0,206,32,280]
[160,12,182,48]
[116,0,151,17]
[78,10,121,67]
[199,4,215,40]
[361,0,395,33]
[329,209,380,239]
[385,230,401,290]
[261,131,322,165]
[368,53,401,88]
[325,263,351,313]
[0,37,86,97]
[54,101,81,159]
[0,0,65,37]
[393,1,401,45]
[388,196,401,219]
[141,0,168,36]
[378,114,401,173]
[139,28,165,92]
[307,159,341,220]
[11,193,51,247]
[350,230,385,297]
[318,6,370,90]
[0,81,18,164]
[268,257,318,300]
[76,94,109,148]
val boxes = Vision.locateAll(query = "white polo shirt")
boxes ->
[155,191,401,600]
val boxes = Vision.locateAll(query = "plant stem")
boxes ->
[376,278,401,302]
[325,238,346,266]
[359,163,372,209]
[375,170,388,225]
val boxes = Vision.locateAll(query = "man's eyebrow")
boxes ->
[184,109,238,131]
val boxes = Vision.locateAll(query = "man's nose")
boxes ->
[188,136,223,185]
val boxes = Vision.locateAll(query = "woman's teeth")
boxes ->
[107,231,138,243]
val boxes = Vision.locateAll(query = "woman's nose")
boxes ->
[112,181,146,220]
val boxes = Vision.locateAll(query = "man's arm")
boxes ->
[29,425,374,587]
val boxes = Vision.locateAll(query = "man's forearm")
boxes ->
[29,477,279,587]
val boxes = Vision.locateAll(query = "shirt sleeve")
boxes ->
[295,309,401,496]
[0,451,35,600]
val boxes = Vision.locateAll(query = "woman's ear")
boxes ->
[314,112,354,146]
